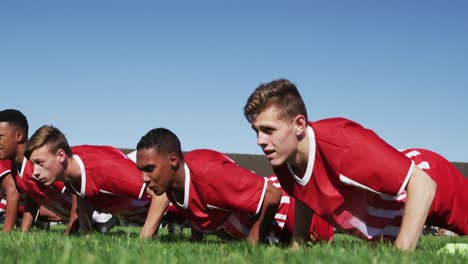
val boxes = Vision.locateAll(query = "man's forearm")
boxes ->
[247,184,281,244]
[2,185,19,232]
[21,196,39,232]
[140,193,169,239]
[1,173,20,232]
[66,194,79,235]
[395,167,436,251]
[291,200,313,247]
[77,198,94,236]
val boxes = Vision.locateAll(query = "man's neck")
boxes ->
[14,143,26,168]
[289,127,310,178]
[171,161,187,203]
[65,155,82,185]
[172,161,186,191]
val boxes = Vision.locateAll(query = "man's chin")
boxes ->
[155,190,166,196]
[0,152,8,160]
[269,158,285,167]
[41,180,55,187]
[150,188,163,196]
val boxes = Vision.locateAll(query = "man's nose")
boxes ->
[257,132,268,147]
[142,173,150,183]
[32,163,41,177]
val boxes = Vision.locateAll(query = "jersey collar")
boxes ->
[16,157,27,179]
[287,125,316,186]
[71,155,87,198]
[172,162,190,209]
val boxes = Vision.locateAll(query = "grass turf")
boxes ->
[1,225,468,263]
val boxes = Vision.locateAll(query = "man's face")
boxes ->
[251,106,299,167]
[136,147,174,196]
[29,144,64,186]
[0,122,19,160]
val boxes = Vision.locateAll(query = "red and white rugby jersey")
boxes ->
[67,145,150,223]
[0,159,11,180]
[223,175,334,242]
[10,158,71,219]
[399,148,468,235]
[274,118,415,241]
[167,149,268,233]
[222,175,286,239]
[0,197,26,217]
[267,175,334,242]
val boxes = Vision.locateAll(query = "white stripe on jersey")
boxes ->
[349,216,372,239]
[417,161,430,170]
[272,221,285,228]
[280,196,290,204]
[349,214,401,239]
[207,204,230,211]
[138,182,147,199]
[274,213,287,221]
[367,225,401,238]
[0,170,11,179]
[403,149,431,170]
[340,161,411,212]
[380,192,406,201]
[73,155,87,198]
[405,150,421,158]
[226,214,250,236]
[255,178,268,215]
[339,174,401,200]
[126,150,137,163]
[17,157,28,179]
[99,189,122,196]
[267,176,278,182]
[367,206,403,218]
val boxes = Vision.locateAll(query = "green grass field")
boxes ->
[1,225,468,263]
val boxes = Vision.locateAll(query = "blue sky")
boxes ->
[1,0,467,162]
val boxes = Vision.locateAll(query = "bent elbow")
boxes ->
[265,184,282,208]
[272,186,283,204]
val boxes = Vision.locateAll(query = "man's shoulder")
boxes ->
[72,145,131,167]
[185,149,238,185]
[0,159,12,173]
[72,145,123,156]
[312,117,362,130]
[312,117,367,147]
[185,149,232,163]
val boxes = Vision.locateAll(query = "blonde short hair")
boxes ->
[244,79,308,123]
[25,125,73,159]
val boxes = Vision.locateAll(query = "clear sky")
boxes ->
[1,0,467,162]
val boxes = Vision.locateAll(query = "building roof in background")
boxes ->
[122,149,468,178]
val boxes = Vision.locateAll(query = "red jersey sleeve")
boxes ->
[0,160,12,179]
[338,121,414,196]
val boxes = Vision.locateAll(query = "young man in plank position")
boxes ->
[135,128,334,243]
[0,109,117,233]
[24,124,169,237]
[243,79,468,250]
[0,159,19,232]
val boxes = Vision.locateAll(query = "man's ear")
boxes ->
[293,115,307,137]
[56,148,67,163]
[15,129,26,144]
[169,152,181,171]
